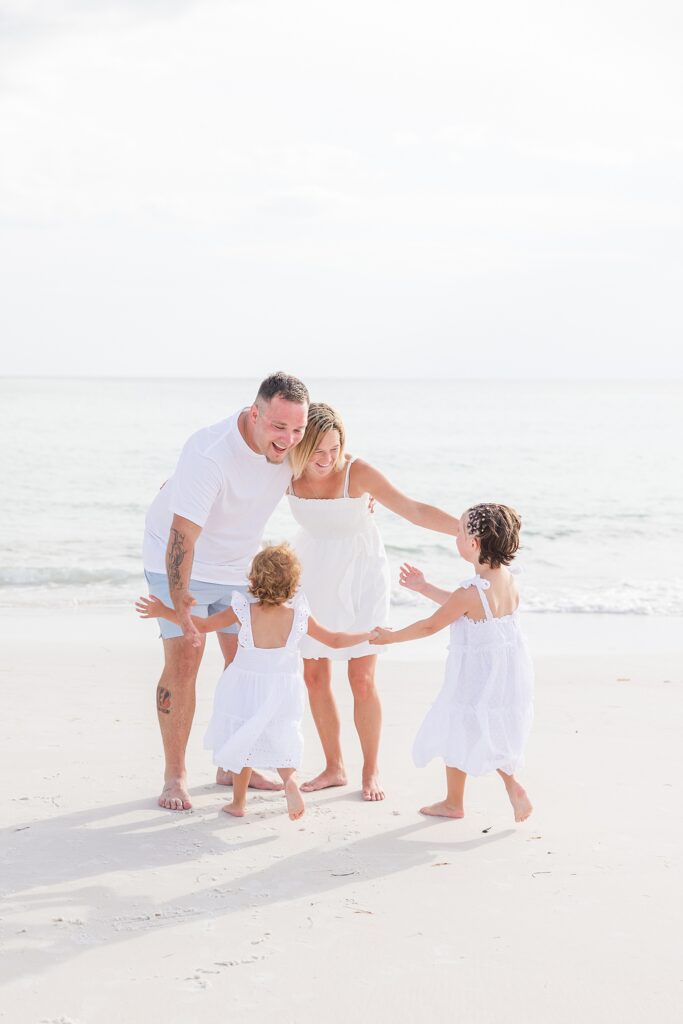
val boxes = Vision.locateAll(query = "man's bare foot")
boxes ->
[419,800,465,819]
[158,777,192,811]
[215,767,284,791]
[362,772,385,801]
[508,784,533,822]
[300,768,348,793]
[284,778,305,821]
[222,801,246,817]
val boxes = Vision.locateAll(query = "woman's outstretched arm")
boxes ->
[351,460,460,536]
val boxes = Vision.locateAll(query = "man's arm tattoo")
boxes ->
[157,685,172,715]
[167,527,187,591]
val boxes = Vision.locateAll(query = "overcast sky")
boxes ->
[1,0,681,378]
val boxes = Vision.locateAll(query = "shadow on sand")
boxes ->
[3,786,514,984]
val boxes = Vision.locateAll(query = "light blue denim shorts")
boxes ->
[144,571,251,640]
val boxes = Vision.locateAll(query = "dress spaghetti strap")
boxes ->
[476,581,494,621]
[343,457,356,498]
[460,575,494,621]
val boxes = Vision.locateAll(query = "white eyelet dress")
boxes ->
[412,575,534,777]
[203,591,308,772]
[288,458,391,660]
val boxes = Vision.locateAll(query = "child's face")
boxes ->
[455,509,479,564]
[306,429,341,477]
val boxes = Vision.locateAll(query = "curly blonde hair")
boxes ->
[248,544,302,606]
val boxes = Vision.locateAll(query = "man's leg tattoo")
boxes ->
[157,685,172,714]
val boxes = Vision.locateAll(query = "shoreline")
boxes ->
[3,604,681,660]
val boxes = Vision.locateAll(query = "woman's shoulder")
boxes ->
[346,455,373,493]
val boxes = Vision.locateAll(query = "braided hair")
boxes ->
[465,503,521,568]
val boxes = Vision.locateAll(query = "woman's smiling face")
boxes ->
[305,429,341,477]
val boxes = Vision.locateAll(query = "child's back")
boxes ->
[249,602,297,649]
[463,568,519,622]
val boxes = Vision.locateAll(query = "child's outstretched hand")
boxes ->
[399,563,426,593]
[369,626,394,646]
[135,595,167,619]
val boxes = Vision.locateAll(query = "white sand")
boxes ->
[2,609,682,1024]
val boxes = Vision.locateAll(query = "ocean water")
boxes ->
[1,377,682,617]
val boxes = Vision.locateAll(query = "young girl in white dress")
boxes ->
[136,544,376,821]
[371,504,534,823]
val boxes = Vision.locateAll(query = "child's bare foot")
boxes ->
[222,801,246,817]
[216,767,284,791]
[507,783,533,822]
[158,776,192,811]
[361,771,385,801]
[419,800,465,819]
[300,768,347,792]
[284,778,305,820]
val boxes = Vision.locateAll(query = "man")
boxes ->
[143,372,309,810]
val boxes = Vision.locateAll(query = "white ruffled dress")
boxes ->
[413,575,534,777]
[203,591,308,772]
[287,457,390,661]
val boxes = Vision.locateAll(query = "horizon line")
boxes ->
[2,374,682,383]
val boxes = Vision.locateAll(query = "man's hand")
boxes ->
[399,563,426,594]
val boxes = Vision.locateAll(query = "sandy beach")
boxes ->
[2,609,681,1024]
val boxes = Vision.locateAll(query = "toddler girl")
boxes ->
[371,504,534,822]
[137,544,376,821]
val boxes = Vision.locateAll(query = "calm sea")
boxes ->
[1,377,681,616]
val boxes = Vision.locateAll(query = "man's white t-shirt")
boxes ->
[143,410,291,585]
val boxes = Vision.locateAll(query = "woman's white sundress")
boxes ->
[288,458,390,661]
[412,574,534,777]
[203,591,308,773]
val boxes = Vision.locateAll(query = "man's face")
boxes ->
[250,396,308,463]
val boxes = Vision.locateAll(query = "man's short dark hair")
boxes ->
[256,372,309,406]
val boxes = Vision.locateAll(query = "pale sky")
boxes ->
[1,0,682,378]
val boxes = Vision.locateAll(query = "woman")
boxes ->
[288,403,460,801]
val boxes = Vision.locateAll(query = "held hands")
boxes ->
[369,626,394,646]
[176,591,202,648]
[135,592,202,648]
[399,562,426,593]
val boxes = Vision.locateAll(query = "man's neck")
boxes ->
[238,408,261,454]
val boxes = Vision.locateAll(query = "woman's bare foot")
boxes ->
[284,778,305,820]
[300,768,348,793]
[158,777,192,811]
[215,767,284,791]
[361,771,385,801]
[507,784,533,822]
[419,800,465,819]
[222,801,246,817]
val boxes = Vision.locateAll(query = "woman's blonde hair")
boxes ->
[289,402,346,480]
[248,544,302,606]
